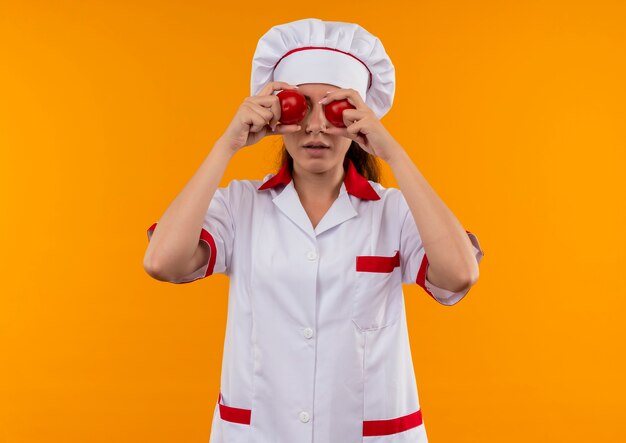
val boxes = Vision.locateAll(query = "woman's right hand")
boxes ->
[219,81,302,153]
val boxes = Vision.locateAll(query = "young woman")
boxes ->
[144,18,484,443]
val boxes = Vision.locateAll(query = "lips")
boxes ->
[302,140,330,148]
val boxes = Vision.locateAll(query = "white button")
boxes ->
[303,328,313,339]
[299,411,310,423]
[306,250,318,260]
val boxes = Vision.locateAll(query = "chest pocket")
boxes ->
[352,250,403,331]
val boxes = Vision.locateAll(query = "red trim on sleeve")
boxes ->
[218,392,251,425]
[416,254,437,301]
[147,222,157,240]
[199,228,217,277]
[363,408,423,436]
[356,250,400,273]
[146,222,217,278]
[416,229,476,300]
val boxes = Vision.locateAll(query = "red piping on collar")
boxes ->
[257,158,380,201]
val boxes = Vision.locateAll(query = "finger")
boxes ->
[257,81,299,97]
[346,120,368,145]
[320,88,367,110]
[325,126,349,138]
[252,94,282,128]
[341,109,364,127]
[269,96,282,128]
[249,94,280,108]
[355,133,367,146]
[249,94,281,124]
[244,100,274,124]
[345,126,367,147]
[341,109,363,119]
[273,123,301,134]
[246,106,272,133]
[249,94,286,129]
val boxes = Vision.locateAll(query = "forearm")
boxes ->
[144,138,236,278]
[386,144,479,289]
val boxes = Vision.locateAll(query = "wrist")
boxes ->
[215,136,241,156]
[383,141,407,166]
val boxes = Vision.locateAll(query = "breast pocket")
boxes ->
[352,250,403,331]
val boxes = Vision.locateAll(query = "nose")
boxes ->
[303,101,329,134]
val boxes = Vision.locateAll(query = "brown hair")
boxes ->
[276,140,382,184]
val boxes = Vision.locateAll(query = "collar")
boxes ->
[257,157,380,200]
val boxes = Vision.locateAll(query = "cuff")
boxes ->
[417,230,484,306]
[146,222,217,284]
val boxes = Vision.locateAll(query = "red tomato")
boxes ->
[277,90,308,125]
[324,99,356,127]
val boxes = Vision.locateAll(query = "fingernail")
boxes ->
[318,97,327,104]
[271,123,277,131]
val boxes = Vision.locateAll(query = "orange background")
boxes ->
[1,1,625,442]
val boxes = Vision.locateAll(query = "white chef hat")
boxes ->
[250,18,396,119]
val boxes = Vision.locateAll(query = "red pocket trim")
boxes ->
[363,408,423,436]
[356,250,400,273]
[218,392,251,425]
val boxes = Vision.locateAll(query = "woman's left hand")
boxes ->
[320,88,401,162]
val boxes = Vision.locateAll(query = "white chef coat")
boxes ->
[146,157,484,443]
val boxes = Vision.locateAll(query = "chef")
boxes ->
[146,17,484,443]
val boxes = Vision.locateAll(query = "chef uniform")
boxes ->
[147,18,484,443]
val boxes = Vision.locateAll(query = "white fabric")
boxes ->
[250,17,396,119]
[273,48,370,102]
[146,164,485,442]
